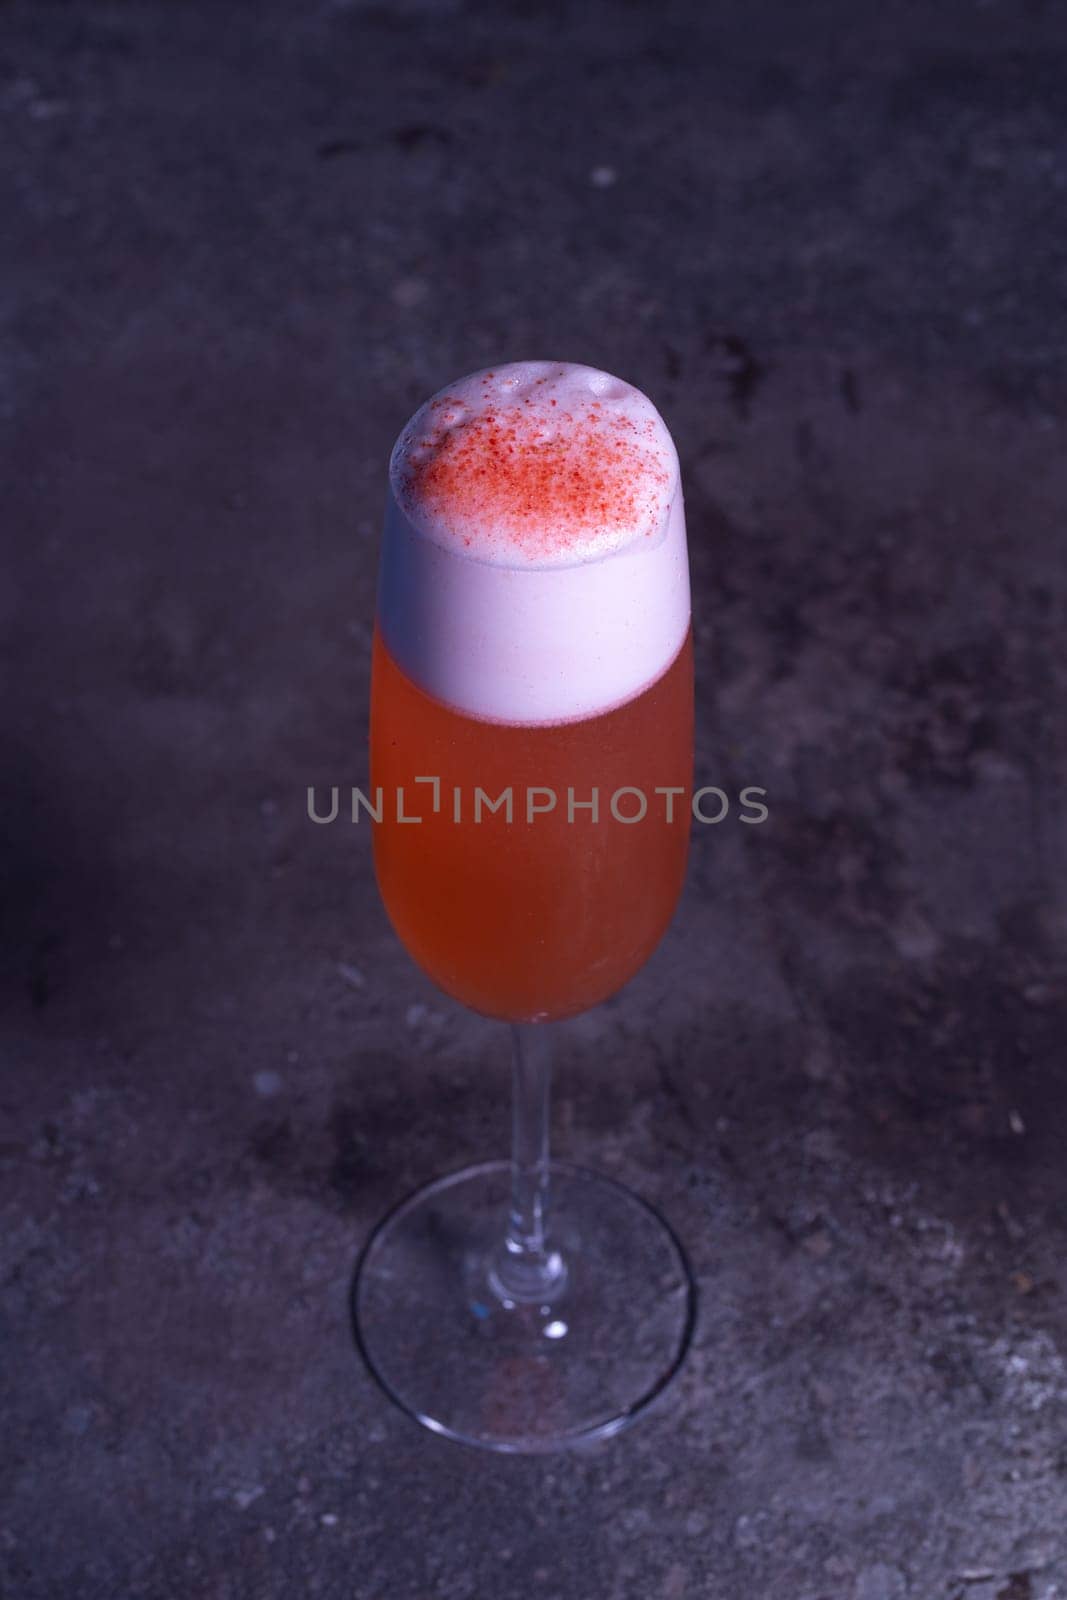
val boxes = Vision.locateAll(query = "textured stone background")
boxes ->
[2,1,1066,1596]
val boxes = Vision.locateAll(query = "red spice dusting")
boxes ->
[401,395,671,558]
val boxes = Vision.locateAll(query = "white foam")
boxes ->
[378,362,690,724]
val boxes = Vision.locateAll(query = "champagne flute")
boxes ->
[353,361,695,1451]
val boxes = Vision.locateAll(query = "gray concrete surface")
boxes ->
[3,1,1067,1595]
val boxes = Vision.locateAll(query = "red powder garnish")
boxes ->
[399,393,671,560]
[399,396,668,560]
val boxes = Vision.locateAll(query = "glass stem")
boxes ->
[489,1023,567,1305]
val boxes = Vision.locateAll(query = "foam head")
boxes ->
[378,361,690,724]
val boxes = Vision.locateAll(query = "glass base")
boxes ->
[352,1160,696,1453]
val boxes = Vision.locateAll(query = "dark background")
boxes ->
[3,1,1066,1596]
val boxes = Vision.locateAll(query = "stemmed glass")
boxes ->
[352,362,695,1451]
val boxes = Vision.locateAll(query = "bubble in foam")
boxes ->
[390,361,679,570]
